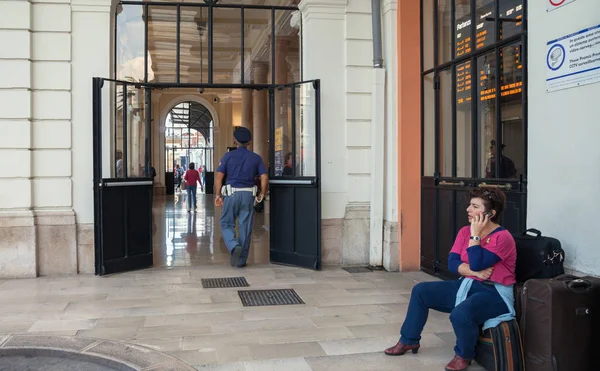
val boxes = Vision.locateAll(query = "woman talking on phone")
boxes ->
[384,187,517,371]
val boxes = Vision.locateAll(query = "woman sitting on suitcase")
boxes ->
[384,187,517,371]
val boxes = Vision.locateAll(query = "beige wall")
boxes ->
[0,0,112,277]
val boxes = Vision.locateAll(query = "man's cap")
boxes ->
[234,127,252,143]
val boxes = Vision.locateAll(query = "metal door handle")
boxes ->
[439,181,465,187]
[478,182,512,191]
[269,179,314,185]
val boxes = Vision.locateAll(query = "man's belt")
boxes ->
[222,185,257,196]
[232,187,254,192]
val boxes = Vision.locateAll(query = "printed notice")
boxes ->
[547,0,576,12]
[546,24,600,92]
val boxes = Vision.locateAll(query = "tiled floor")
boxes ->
[0,193,485,371]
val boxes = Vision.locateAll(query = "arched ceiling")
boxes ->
[169,101,214,142]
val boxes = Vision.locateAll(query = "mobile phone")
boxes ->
[483,211,493,218]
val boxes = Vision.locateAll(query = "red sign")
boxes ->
[547,0,575,11]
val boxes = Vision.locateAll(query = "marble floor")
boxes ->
[0,193,485,371]
[152,192,270,268]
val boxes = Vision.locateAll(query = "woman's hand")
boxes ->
[470,213,489,237]
[473,266,494,280]
[458,263,494,280]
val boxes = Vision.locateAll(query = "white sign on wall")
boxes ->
[546,24,600,92]
[547,0,576,12]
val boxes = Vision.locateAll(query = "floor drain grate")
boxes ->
[343,266,373,273]
[201,277,249,288]
[238,289,305,307]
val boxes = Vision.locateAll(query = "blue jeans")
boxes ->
[400,279,508,359]
[220,191,255,265]
[186,185,197,209]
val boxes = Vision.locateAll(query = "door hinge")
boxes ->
[434,74,440,90]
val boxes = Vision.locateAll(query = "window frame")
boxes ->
[420,0,528,180]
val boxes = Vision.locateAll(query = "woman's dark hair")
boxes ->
[285,152,292,162]
[189,162,195,170]
[469,187,506,223]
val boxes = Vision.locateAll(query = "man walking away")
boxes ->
[214,127,268,268]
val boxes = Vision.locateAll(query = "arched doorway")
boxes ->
[93,0,322,275]
[165,101,215,195]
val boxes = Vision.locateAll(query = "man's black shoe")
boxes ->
[230,246,242,267]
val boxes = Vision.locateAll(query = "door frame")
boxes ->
[267,80,322,270]
[419,0,529,279]
[102,1,323,273]
[93,77,155,275]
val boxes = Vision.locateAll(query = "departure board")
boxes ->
[476,0,495,50]
[455,1,523,108]
[455,1,523,56]
[479,45,522,102]
[500,1,523,40]
[456,61,472,106]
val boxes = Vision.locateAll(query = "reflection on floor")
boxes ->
[153,192,269,268]
[0,192,487,371]
[0,268,485,371]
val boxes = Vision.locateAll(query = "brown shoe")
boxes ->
[444,355,472,371]
[384,341,420,356]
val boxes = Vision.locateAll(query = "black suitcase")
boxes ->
[513,228,565,283]
[475,319,525,371]
[520,274,600,371]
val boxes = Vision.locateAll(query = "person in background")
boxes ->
[384,187,517,371]
[199,164,206,192]
[116,151,124,178]
[174,164,183,192]
[486,140,517,179]
[214,127,268,268]
[183,162,203,212]
[282,152,293,176]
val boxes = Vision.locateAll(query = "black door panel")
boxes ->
[269,80,321,270]
[93,78,154,276]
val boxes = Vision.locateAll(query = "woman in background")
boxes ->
[183,162,203,212]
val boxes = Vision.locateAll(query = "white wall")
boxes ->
[72,1,111,224]
[382,0,398,224]
[528,0,600,275]
[300,0,348,220]
[345,0,372,206]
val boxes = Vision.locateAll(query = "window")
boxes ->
[421,0,525,180]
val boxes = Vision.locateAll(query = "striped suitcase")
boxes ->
[475,319,525,371]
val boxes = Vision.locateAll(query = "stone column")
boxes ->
[382,0,399,272]
[298,0,346,265]
[32,0,80,276]
[252,62,269,164]
[72,0,112,273]
[241,88,253,150]
[0,0,36,277]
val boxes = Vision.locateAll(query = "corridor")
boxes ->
[152,193,270,269]
[0,195,485,371]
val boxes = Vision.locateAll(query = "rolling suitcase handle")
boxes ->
[522,228,542,237]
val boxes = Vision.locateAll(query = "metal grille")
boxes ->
[201,277,249,288]
[343,266,373,273]
[237,289,305,307]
